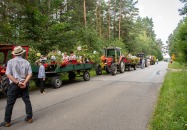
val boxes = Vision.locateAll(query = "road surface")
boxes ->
[0,61,168,130]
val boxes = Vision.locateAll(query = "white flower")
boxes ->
[51,55,56,60]
[77,46,82,51]
[57,50,61,55]
[93,51,97,54]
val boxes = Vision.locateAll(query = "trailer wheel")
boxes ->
[110,63,117,75]
[51,76,62,88]
[83,71,90,81]
[119,61,125,73]
[68,72,76,81]
[96,64,102,75]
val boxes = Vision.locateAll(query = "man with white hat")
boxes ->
[0,46,33,127]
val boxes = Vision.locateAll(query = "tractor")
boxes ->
[136,53,148,68]
[95,47,125,75]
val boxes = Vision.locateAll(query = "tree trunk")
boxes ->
[96,0,98,30]
[108,0,111,41]
[98,0,101,37]
[119,0,122,40]
[47,0,51,30]
[60,2,63,22]
[83,0,87,27]
[113,0,117,38]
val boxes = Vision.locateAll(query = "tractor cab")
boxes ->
[0,45,29,64]
[136,53,145,59]
[104,47,122,64]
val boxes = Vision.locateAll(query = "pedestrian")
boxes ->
[38,60,46,94]
[0,46,33,127]
[156,58,158,64]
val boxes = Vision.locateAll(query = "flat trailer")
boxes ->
[32,63,94,88]
[124,59,137,71]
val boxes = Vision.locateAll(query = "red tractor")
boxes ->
[0,45,29,95]
[96,47,125,75]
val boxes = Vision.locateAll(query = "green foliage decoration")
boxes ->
[28,46,40,65]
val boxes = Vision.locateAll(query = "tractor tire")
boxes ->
[110,63,117,75]
[0,75,9,94]
[68,72,76,81]
[51,76,62,89]
[83,71,90,81]
[119,61,125,73]
[96,64,102,75]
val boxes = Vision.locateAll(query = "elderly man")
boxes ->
[0,46,33,127]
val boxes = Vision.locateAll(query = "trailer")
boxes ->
[32,62,94,88]
[123,57,137,71]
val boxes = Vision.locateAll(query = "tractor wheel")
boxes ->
[83,71,90,81]
[0,75,9,94]
[51,76,62,88]
[68,72,76,81]
[110,63,117,75]
[119,61,125,73]
[96,64,102,75]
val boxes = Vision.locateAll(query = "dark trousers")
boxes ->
[39,78,45,93]
[4,83,33,123]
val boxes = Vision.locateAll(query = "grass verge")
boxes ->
[168,61,187,70]
[149,62,187,130]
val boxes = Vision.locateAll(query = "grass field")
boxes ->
[149,62,187,130]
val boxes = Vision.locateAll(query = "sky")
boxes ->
[136,0,184,45]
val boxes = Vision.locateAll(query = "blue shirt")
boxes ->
[38,65,46,78]
[5,56,32,83]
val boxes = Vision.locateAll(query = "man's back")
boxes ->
[6,56,32,83]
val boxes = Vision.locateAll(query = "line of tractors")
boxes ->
[0,45,156,95]
[95,47,156,76]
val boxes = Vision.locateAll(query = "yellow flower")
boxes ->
[36,53,41,57]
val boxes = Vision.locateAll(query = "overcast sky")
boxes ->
[136,0,184,45]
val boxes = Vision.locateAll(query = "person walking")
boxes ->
[38,60,46,94]
[0,46,33,127]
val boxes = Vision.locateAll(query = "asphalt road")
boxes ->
[0,61,168,130]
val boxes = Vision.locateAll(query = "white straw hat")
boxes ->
[12,46,26,55]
